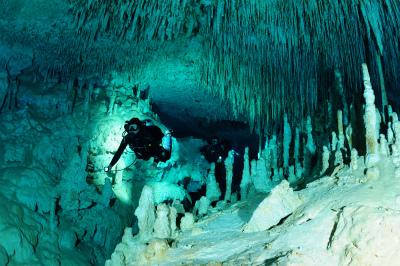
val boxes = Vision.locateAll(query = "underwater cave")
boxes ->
[1,0,400,265]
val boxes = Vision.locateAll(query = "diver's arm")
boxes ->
[108,138,128,169]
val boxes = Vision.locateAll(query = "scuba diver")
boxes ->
[104,118,172,172]
[200,136,230,200]
[201,136,229,164]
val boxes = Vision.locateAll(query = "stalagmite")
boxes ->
[306,116,316,154]
[388,105,394,120]
[375,108,381,140]
[321,146,330,175]
[392,112,399,124]
[295,162,303,180]
[392,121,400,168]
[350,149,359,170]
[169,206,177,238]
[270,136,278,170]
[196,196,210,217]
[387,122,394,145]
[224,150,235,202]
[206,163,221,203]
[240,147,251,200]
[345,125,353,150]
[153,204,171,239]
[250,159,257,182]
[134,186,155,242]
[180,213,195,231]
[331,132,338,151]
[334,149,343,167]
[283,114,291,168]
[304,116,316,175]
[392,145,400,167]
[379,134,389,157]
[255,155,272,193]
[288,166,296,184]
[294,127,300,163]
[362,64,379,167]
[337,110,345,150]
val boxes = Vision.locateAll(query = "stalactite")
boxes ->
[376,54,388,111]
[198,0,400,132]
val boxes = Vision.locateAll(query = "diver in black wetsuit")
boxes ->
[200,136,230,200]
[201,136,229,164]
[104,118,171,172]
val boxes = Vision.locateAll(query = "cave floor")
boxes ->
[143,156,400,265]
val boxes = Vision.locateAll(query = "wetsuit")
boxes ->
[109,125,165,168]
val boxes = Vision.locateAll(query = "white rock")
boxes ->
[134,185,156,241]
[362,64,379,167]
[169,206,178,238]
[180,213,195,231]
[153,204,171,239]
[243,181,302,232]
[321,146,330,175]
[206,163,221,202]
[329,206,400,266]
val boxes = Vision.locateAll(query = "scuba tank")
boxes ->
[161,130,172,152]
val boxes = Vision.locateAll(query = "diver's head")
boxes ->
[211,136,219,145]
[124,118,142,134]
[128,123,140,134]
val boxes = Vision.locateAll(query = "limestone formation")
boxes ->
[224,150,235,201]
[362,64,379,167]
[180,213,195,231]
[321,146,330,175]
[206,163,221,202]
[240,147,251,200]
[134,186,156,241]
[243,181,302,233]
[153,204,171,239]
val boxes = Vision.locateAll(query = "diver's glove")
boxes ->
[104,165,111,172]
